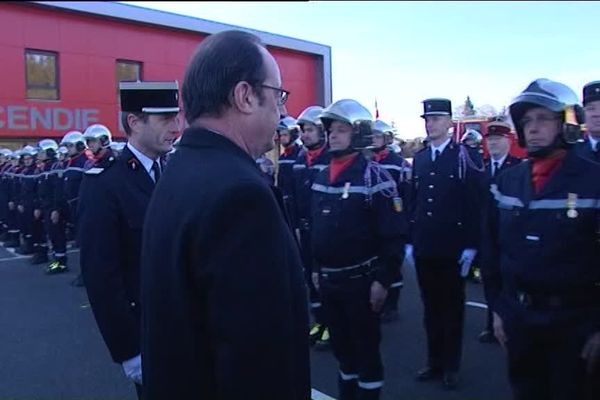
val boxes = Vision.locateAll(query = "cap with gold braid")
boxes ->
[119,81,180,114]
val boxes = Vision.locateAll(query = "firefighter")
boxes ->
[3,151,22,248]
[482,78,600,400]
[460,128,484,158]
[370,120,412,323]
[409,98,485,390]
[292,105,331,348]
[277,115,301,224]
[57,145,69,163]
[15,146,40,255]
[30,139,60,265]
[577,81,600,162]
[477,121,521,343]
[0,149,12,239]
[83,124,115,168]
[311,99,408,400]
[56,131,94,284]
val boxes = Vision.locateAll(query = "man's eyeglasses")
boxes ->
[260,84,290,106]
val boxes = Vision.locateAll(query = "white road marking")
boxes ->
[465,301,488,309]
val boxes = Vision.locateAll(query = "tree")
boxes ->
[463,96,476,116]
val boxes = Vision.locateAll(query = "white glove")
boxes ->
[459,248,477,278]
[122,354,142,385]
[403,244,415,268]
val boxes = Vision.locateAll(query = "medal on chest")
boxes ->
[566,193,578,219]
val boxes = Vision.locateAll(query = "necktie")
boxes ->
[433,149,440,162]
[151,161,161,183]
[492,161,499,177]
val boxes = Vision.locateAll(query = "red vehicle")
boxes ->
[452,117,527,159]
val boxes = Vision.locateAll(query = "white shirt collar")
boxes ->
[126,143,160,178]
[589,136,599,151]
[491,153,508,168]
[430,138,452,159]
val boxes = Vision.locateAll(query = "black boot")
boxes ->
[339,375,358,400]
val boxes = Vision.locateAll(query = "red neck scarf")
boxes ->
[282,145,296,158]
[374,148,390,163]
[329,152,359,184]
[306,145,326,167]
[530,149,567,194]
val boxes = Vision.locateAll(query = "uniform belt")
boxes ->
[516,286,600,309]
[321,256,378,280]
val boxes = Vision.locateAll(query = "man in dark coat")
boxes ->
[79,81,180,399]
[140,30,310,400]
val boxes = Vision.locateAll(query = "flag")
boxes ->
[375,99,380,119]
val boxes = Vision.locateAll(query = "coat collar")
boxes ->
[179,127,258,170]
[121,146,155,196]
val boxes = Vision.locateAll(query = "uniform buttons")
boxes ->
[428,185,434,189]
[427,198,433,203]
[427,211,433,217]
[430,172,436,176]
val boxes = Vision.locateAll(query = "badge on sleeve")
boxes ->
[128,158,138,171]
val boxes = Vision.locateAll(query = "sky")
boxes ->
[122,1,600,139]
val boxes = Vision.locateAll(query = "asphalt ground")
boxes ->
[0,245,512,400]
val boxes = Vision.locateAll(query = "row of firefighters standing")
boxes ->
[0,126,125,282]
[270,78,600,399]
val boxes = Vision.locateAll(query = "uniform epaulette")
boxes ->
[85,167,107,175]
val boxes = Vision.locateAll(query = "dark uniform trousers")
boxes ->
[320,273,382,400]
[410,142,484,373]
[482,149,600,400]
[415,257,465,371]
[311,154,407,400]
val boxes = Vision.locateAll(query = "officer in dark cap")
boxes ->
[409,98,484,390]
[577,80,600,162]
[79,81,180,398]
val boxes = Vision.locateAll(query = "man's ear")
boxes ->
[127,113,143,135]
[231,81,257,115]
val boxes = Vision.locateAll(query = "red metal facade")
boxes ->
[0,3,320,142]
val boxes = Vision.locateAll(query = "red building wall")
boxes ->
[0,3,320,143]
